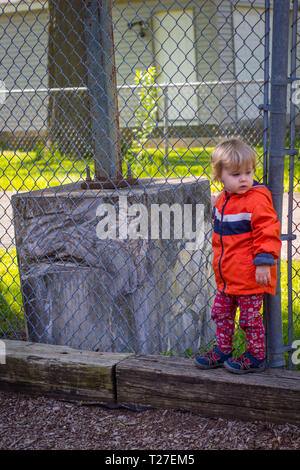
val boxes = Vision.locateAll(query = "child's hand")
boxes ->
[255,265,271,286]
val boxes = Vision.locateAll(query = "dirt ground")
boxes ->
[0,389,299,450]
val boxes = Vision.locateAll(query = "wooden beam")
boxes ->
[116,354,300,426]
[0,340,131,404]
[1,340,300,426]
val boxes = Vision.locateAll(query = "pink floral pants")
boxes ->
[211,291,265,360]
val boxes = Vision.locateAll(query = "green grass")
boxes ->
[122,145,300,192]
[0,144,299,192]
[0,248,23,336]
[0,148,93,192]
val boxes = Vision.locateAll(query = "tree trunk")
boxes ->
[47,0,91,158]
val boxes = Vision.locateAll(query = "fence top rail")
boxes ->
[4,79,265,95]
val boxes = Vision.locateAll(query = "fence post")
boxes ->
[84,0,121,180]
[265,0,290,368]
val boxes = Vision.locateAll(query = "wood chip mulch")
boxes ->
[0,390,299,450]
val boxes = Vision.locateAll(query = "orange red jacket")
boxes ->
[212,181,282,296]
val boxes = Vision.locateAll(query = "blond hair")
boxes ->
[211,139,256,182]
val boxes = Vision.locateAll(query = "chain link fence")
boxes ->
[286,0,300,369]
[0,0,299,367]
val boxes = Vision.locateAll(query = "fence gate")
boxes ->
[286,0,300,369]
[0,0,299,369]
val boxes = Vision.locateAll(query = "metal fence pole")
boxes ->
[84,0,121,180]
[287,0,298,369]
[262,0,270,186]
[265,0,290,368]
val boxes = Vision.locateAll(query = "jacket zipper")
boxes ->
[219,192,229,293]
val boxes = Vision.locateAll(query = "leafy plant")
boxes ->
[134,66,158,156]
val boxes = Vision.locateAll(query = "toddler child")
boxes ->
[194,139,282,373]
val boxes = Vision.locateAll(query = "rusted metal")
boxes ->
[81,176,139,189]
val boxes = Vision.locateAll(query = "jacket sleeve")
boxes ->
[251,191,282,264]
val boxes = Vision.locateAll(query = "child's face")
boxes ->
[220,166,254,194]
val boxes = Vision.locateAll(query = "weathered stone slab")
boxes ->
[12,178,215,354]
